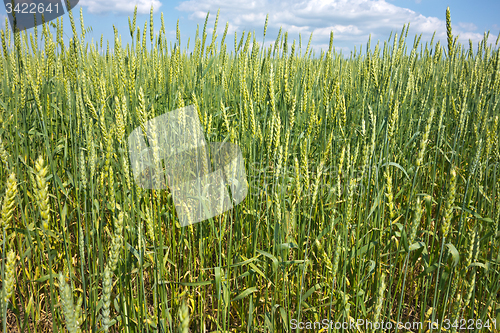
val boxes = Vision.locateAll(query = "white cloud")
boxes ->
[459,32,497,48]
[79,0,162,15]
[458,22,477,31]
[176,0,494,53]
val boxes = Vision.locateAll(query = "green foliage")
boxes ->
[0,6,499,332]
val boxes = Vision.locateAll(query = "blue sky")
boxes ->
[1,0,499,56]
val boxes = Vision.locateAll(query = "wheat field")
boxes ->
[0,5,499,332]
